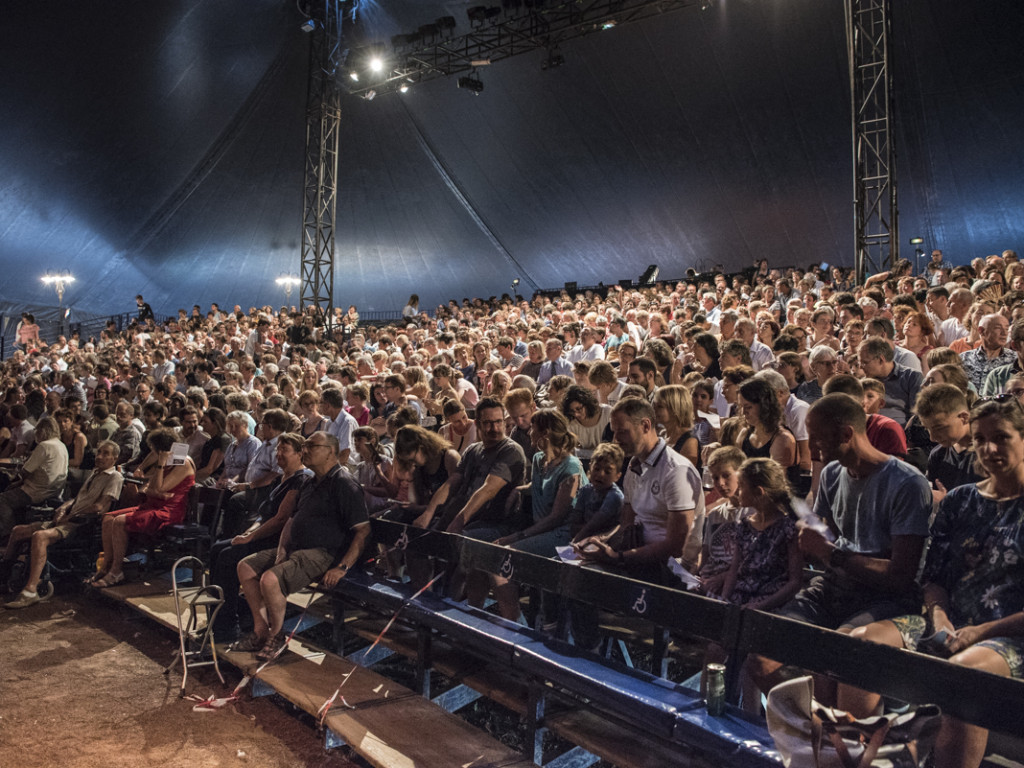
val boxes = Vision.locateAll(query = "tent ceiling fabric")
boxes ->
[0,1,1022,319]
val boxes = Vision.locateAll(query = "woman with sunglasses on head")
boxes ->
[837,396,1024,768]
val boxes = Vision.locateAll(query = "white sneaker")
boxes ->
[5,590,40,609]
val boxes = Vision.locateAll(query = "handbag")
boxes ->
[766,676,941,768]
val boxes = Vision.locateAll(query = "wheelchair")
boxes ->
[5,516,102,599]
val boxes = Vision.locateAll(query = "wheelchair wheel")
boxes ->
[37,579,55,601]
[7,560,26,594]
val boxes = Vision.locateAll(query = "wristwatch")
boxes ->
[337,563,349,572]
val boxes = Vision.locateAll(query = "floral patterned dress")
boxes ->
[729,515,798,606]
[888,484,1024,677]
[922,485,1024,628]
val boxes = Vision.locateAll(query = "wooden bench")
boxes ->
[222,642,535,768]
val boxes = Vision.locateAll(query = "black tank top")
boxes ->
[417,457,450,500]
[741,427,795,465]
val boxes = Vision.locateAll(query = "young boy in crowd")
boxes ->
[856,377,908,457]
[568,443,624,545]
[913,383,984,503]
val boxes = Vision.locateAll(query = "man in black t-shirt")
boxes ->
[135,294,154,323]
[234,431,369,661]
[414,397,526,539]
[412,397,526,606]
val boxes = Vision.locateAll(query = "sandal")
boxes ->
[255,632,289,662]
[93,572,126,588]
[228,632,267,653]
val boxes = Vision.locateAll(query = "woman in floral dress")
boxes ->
[838,397,1024,768]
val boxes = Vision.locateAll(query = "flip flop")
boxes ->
[93,572,126,588]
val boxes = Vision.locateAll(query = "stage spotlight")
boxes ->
[399,83,410,93]
[458,73,484,94]
[909,237,924,245]
[541,49,565,70]
[639,264,659,285]
[467,5,500,23]
[369,57,384,73]
[300,18,317,32]
[349,71,359,81]
[362,90,377,100]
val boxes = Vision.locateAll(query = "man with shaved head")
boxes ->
[746,393,931,700]
[959,313,1014,391]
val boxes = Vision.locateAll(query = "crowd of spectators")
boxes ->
[2,249,1024,765]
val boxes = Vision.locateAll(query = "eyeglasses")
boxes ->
[977,393,1024,413]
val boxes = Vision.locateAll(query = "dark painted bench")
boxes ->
[328,563,781,767]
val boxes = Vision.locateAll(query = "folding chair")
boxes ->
[164,555,225,696]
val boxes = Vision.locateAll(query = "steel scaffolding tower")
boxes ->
[845,0,898,285]
[300,2,343,326]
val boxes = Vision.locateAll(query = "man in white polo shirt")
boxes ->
[578,396,704,576]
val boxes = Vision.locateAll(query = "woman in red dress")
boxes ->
[90,428,195,587]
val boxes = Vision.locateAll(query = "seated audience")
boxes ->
[3,441,123,608]
[492,409,586,621]
[89,428,196,587]
[210,432,310,640]
[697,446,746,597]
[0,417,68,540]
[746,394,931,702]
[233,432,369,661]
[838,397,1024,768]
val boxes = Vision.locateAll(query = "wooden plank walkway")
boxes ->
[99,578,534,768]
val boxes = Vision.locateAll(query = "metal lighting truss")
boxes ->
[300,2,343,325]
[345,0,701,98]
[845,0,897,285]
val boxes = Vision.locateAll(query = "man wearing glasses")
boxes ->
[221,408,289,536]
[981,319,1024,397]
[412,397,526,540]
[234,432,369,661]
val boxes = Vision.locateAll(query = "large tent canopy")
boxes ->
[1,0,1022,322]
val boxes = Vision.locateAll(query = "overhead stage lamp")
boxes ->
[300,18,317,32]
[910,236,926,274]
[369,57,384,73]
[467,5,501,24]
[276,275,301,300]
[458,73,484,94]
[349,71,359,82]
[399,83,410,93]
[541,49,565,70]
[42,272,76,304]
[42,271,75,334]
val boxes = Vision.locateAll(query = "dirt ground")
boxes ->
[0,593,359,768]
